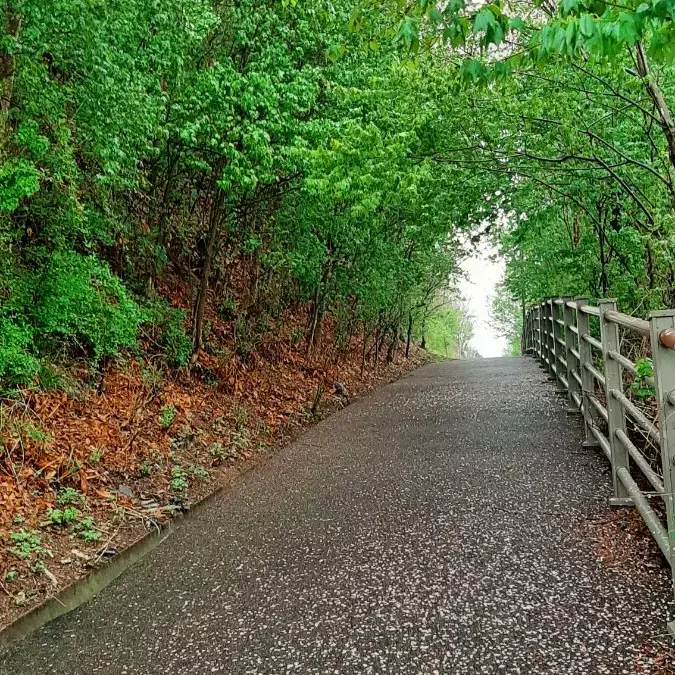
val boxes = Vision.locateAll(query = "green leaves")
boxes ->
[579,14,595,38]
[0,160,40,212]
[631,358,655,399]
[35,252,143,359]
[0,318,40,390]
[427,7,444,23]
[460,58,486,81]
[472,6,505,48]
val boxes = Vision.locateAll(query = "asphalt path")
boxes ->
[2,358,673,674]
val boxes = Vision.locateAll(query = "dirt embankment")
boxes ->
[0,280,431,629]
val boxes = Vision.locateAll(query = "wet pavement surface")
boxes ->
[1,358,673,674]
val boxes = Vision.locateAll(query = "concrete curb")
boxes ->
[0,464,249,649]
[0,519,174,649]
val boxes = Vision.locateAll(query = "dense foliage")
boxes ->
[5,0,675,388]
[365,0,675,316]
[0,0,481,389]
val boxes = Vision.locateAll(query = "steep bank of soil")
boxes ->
[0,282,431,628]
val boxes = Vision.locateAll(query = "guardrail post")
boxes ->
[523,310,530,355]
[649,309,675,632]
[576,297,599,448]
[552,299,566,391]
[599,298,630,506]
[538,301,547,369]
[563,297,580,412]
[546,299,556,379]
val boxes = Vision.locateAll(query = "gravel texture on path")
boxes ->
[1,358,673,674]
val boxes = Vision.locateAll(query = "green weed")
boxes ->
[47,506,79,526]
[631,357,655,400]
[73,517,101,542]
[6,530,52,561]
[57,487,84,506]
[88,447,104,464]
[159,405,177,429]
[171,465,188,491]
[189,465,210,480]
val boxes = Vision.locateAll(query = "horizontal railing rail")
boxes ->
[523,297,675,635]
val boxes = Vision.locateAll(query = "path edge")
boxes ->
[0,468,242,649]
[0,359,431,649]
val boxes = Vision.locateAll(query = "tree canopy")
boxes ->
[2,0,675,387]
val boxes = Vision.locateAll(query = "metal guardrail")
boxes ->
[523,297,675,635]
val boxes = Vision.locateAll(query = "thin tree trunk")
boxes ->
[635,42,675,171]
[157,153,178,249]
[386,328,397,363]
[192,191,224,356]
[374,323,382,370]
[361,327,367,376]
[0,10,21,137]
[307,260,331,354]
[599,224,608,295]
[405,312,413,358]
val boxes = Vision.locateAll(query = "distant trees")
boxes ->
[418,294,477,360]
[490,285,523,357]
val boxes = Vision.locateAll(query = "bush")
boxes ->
[144,301,192,369]
[217,296,238,322]
[0,318,40,389]
[34,251,142,360]
[0,159,40,213]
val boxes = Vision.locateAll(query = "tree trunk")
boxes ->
[405,312,413,357]
[420,314,427,350]
[157,153,178,250]
[635,42,675,171]
[0,10,21,137]
[360,324,368,376]
[374,323,382,370]
[307,260,331,354]
[192,191,224,356]
[599,223,608,295]
[386,328,397,363]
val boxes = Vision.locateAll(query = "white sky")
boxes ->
[459,240,509,358]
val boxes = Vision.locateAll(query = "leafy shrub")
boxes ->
[37,363,80,395]
[144,301,192,369]
[73,517,101,542]
[35,251,142,360]
[57,487,85,506]
[0,317,40,388]
[0,159,40,212]
[6,530,51,560]
[189,465,210,480]
[171,465,188,491]
[235,316,261,362]
[631,358,655,400]
[47,506,79,526]
[217,296,238,321]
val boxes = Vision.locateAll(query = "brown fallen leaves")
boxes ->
[581,509,675,673]
[0,285,428,628]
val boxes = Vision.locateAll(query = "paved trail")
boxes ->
[1,358,673,674]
